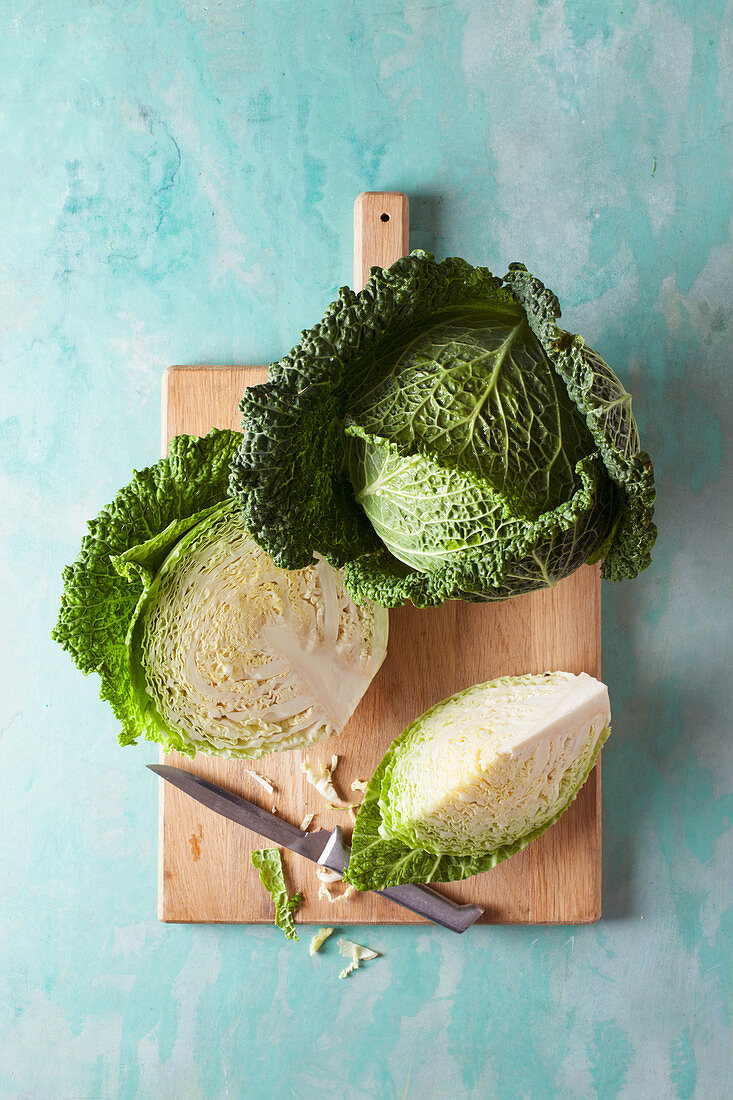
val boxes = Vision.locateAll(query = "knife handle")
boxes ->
[376,884,483,933]
[319,827,483,933]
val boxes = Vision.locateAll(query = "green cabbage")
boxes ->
[231,251,656,607]
[344,672,611,890]
[53,429,387,757]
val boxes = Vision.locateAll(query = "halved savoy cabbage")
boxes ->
[344,671,610,890]
[53,429,387,758]
[231,251,656,607]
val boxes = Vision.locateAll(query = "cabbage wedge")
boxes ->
[345,672,611,890]
[53,429,387,757]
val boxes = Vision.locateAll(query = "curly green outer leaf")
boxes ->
[503,263,657,581]
[51,429,241,750]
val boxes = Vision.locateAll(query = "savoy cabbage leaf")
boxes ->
[251,848,302,940]
[231,251,656,607]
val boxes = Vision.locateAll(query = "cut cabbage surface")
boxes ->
[133,500,388,758]
[346,671,611,890]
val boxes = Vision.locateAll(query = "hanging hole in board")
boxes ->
[380,213,390,222]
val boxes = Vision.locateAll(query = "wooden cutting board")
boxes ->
[157,193,602,925]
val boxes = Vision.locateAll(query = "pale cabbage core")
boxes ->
[139,502,388,758]
[379,672,610,855]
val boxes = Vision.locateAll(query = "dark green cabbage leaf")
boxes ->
[230,251,656,607]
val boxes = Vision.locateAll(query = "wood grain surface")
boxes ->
[354,191,410,289]
[157,193,603,925]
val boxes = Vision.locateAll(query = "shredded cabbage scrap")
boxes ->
[338,939,379,979]
[247,772,275,794]
[301,754,351,808]
[309,927,334,955]
[316,867,356,904]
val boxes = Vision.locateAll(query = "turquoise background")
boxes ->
[2,1,731,1097]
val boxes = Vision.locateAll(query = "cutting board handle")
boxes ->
[354,191,410,292]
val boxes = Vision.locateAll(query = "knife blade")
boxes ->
[148,764,483,933]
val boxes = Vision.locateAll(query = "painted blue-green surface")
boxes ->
[2,1,731,1097]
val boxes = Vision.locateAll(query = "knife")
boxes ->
[148,764,483,933]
